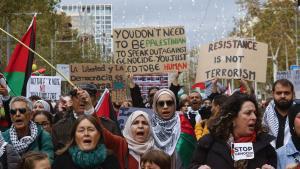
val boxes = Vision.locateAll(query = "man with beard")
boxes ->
[185,90,204,128]
[263,79,295,149]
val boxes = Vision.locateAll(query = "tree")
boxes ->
[231,0,296,83]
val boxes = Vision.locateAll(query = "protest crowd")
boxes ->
[1,72,300,169]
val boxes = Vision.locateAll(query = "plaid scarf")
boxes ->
[10,121,38,154]
[151,113,180,155]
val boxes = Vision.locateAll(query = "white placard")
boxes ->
[232,142,254,161]
[26,76,61,100]
[56,64,70,81]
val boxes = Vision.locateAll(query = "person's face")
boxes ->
[130,115,150,143]
[33,102,45,113]
[294,112,300,137]
[233,101,257,138]
[156,94,175,120]
[273,83,294,110]
[141,161,161,169]
[211,101,220,116]
[72,96,85,115]
[75,119,100,151]
[189,92,202,110]
[180,101,189,113]
[33,158,51,169]
[34,114,51,133]
[10,101,32,131]
[148,88,158,105]
[203,100,212,107]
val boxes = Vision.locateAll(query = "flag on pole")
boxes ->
[95,88,117,121]
[4,14,36,96]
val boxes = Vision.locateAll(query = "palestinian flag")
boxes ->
[4,14,36,96]
[176,113,197,168]
[95,88,118,121]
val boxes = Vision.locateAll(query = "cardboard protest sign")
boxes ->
[26,76,61,100]
[113,26,188,74]
[70,63,126,102]
[196,38,268,82]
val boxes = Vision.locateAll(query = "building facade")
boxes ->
[59,3,113,54]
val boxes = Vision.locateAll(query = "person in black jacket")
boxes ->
[189,93,277,169]
[52,115,120,169]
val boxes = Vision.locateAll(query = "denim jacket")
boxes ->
[276,138,300,169]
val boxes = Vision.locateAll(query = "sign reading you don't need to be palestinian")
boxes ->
[196,38,268,83]
[113,26,188,74]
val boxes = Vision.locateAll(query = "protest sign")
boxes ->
[277,70,300,99]
[56,64,70,81]
[232,142,254,161]
[113,26,188,74]
[26,76,61,100]
[196,38,268,82]
[70,63,126,102]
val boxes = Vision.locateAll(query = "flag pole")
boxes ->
[0,27,76,88]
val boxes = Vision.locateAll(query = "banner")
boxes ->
[70,63,126,102]
[113,26,188,74]
[196,38,268,82]
[26,76,61,100]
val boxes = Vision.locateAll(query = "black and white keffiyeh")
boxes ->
[263,100,291,147]
[151,113,180,155]
[10,121,38,154]
[0,132,7,157]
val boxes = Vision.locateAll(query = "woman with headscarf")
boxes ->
[151,89,182,169]
[32,100,51,114]
[102,110,154,169]
[0,131,20,169]
[189,93,277,169]
[277,104,300,169]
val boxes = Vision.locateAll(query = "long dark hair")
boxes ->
[209,93,265,141]
[56,115,103,155]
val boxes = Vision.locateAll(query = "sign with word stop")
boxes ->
[196,38,268,82]
[113,26,188,74]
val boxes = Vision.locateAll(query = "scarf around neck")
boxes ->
[69,144,107,169]
[0,132,7,157]
[122,111,154,164]
[10,121,38,154]
[151,113,181,156]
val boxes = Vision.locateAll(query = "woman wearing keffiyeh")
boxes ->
[151,89,182,169]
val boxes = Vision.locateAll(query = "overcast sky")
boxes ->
[61,0,243,49]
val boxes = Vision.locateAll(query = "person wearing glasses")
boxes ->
[151,89,183,169]
[128,72,182,109]
[2,96,54,163]
[33,110,52,134]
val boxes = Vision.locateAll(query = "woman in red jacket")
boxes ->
[102,110,154,169]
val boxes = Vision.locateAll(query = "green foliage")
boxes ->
[232,0,297,83]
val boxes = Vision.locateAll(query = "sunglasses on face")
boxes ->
[10,108,27,115]
[157,100,174,107]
